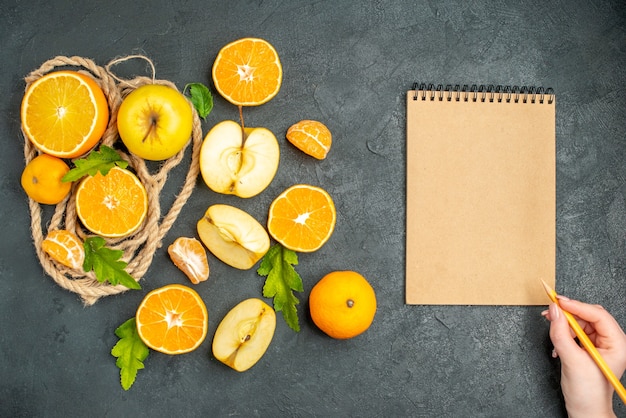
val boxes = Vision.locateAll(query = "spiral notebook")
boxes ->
[406,84,556,305]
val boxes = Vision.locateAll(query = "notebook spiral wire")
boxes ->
[411,83,554,104]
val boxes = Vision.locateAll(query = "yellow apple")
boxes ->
[199,120,279,198]
[117,84,193,161]
[196,204,269,270]
[212,298,276,372]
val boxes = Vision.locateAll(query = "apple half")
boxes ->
[212,298,276,372]
[197,204,270,270]
[199,120,280,198]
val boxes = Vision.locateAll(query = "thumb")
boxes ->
[548,303,585,361]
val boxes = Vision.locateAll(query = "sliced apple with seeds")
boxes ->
[199,120,280,198]
[197,204,270,270]
[212,298,276,372]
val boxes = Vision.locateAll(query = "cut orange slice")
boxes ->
[41,229,85,270]
[286,120,332,160]
[168,237,210,284]
[267,184,336,252]
[212,38,282,106]
[75,167,148,238]
[21,70,109,158]
[136,284,209,355]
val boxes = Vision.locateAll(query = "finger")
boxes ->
[548,303,587,361]
[557,296,625,339]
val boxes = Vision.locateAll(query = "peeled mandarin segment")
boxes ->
[309,271,377,339]
[20,70,109,158]
[41,229,85,270]
[135,284,208,355]
[267,184,336,252]
[75,166,148,238]
[286,120,332,160]
[212,38,282,106]
[168,237,210,284]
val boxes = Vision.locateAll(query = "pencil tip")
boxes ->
[540,279,557,302]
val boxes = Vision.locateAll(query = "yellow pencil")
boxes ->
[541,280,626,404]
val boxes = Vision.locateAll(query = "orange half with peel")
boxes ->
[267,184,336,252]
[21,70,109,158]
[136,284,209,355]
[212,38,282,106]
[75,167,148,238]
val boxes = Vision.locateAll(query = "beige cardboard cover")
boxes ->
[406,88,555,305]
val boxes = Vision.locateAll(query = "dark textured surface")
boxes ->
[1,1,625,416]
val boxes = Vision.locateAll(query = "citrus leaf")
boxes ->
[257,244,303,332]
[83,236,140,290]
[184,82,213,120]
[62,145,128,182]
[111,317,149,390]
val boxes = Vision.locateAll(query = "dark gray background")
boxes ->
[2,1,625,416]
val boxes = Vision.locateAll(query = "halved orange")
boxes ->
[286,120,332,160]
[75,166,148,238]
[41,229,85,270]
[21,70,109,158]
[212,38,282,106]
[267,184,336,252]
[136,284,208,355]
[168,237,210,284]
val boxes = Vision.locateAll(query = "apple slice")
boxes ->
[199,120,280,198]
[197,204,269,270]
[212,298,276,372]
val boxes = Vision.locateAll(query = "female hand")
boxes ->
[543,296,626,418]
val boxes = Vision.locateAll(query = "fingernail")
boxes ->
[549,303,560,320]
[541,309,549,317]
[556,295,570,301]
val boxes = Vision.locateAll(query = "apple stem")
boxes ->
[238,105,247,143]
[141,111,159,144]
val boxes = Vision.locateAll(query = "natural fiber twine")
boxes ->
[21,55,203,305]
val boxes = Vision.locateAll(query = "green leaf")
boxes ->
[111,317,149,390]
[257,244,303,332]
[83,236,141,290]
[184,83,213,120]
[62,145,128,182]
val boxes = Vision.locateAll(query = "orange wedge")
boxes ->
[41,229,85,270]
[75,167,148,238]
[21,70,109,158]
[168,237,210,284]
[267,184,336,252]
[286,120,332,160]
[136,284,209,355]
[212,38,282,106]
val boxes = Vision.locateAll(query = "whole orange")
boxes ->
[21,154,72,205]
[309,271,377,339]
